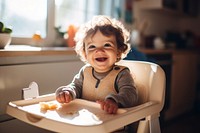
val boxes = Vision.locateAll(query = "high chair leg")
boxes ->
[148,113,161,133]
[137,119,149,133]
[149,117,161,133]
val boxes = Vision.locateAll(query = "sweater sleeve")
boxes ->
[55,66,85,99]
[105,68,138,108]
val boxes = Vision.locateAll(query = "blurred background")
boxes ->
[0,0,200,133]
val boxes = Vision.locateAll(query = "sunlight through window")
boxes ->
[0,0,47,38]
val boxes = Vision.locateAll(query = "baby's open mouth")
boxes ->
[95,57,107,62]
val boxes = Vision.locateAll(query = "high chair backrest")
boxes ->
[117,60,165,111]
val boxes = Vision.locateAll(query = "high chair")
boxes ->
[117,60,166,133]
[7,60,166,133]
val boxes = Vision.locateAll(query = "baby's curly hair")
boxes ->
[74,15,131,62]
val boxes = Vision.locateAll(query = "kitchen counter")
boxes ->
[0,45,76,57]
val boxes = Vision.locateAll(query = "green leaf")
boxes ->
[3,27,12,33]
[0,22,4,33]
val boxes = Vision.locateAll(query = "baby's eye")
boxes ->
[88,45,96,50]
[104,43,112,47]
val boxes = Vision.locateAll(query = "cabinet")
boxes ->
[138,49,199,121]
[135,0,181,10]
[136,0,199,16]
[135,0,164,9]
[165,52,199,120]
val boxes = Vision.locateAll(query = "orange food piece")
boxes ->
[40,101,58,110]
[32,33,42,41]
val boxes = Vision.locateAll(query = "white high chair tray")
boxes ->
[7,93,156,133]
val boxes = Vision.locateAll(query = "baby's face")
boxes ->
[84,30,119,73]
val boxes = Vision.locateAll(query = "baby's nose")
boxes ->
[95,47,105,52]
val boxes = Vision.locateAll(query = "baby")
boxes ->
[55,15,138,114]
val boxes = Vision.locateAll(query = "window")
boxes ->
[0,0,125,46]
[0,0,47,38]
[55,0,123,32]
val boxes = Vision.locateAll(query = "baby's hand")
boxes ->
[97,99,118,114]
[56,91,72,103]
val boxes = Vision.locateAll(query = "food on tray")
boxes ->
[39,101,58,110]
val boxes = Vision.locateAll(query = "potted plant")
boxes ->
[0,21,12,49]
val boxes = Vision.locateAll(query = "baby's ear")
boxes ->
[117,51,122,57]
[116,53,121,62]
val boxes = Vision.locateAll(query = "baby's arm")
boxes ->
[106,68,138,108]
[55,66,85,103]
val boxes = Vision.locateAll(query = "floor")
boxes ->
[161,110,200,133]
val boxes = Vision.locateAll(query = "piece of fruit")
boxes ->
[32,32,42,41]
[39,101,58,110]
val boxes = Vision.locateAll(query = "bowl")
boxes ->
[0,33,12,49]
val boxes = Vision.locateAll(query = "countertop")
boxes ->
[0,45,76,57]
